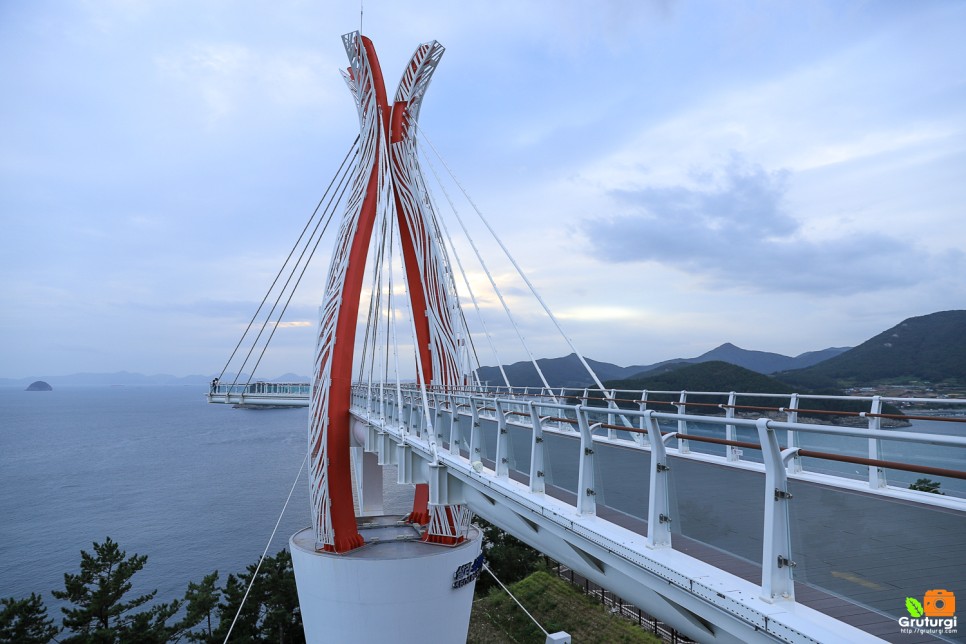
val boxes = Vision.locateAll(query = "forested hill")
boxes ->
[597,361,897,419]
[778,310,966,389]
[474,343,848,390]
[603,361,791,396]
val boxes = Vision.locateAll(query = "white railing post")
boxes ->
[432,392,444,446]
[401,394,411,436]
[449,396,463,456]
[469,397,483,467]
[676,391,690,454]
[416,395,426,438]
[644,410,674,549]
[757,418,797,603]
[785,394,802,473]
[495,399,510,478]
[636,391,649,447]
[528,402,546,494]
[725,392,739,461]
[575,406,597,516]
[868,396,886,488]
[607,390,617,440]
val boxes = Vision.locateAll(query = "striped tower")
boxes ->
[290,32,481,643]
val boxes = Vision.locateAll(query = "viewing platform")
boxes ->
[206,381,310,407]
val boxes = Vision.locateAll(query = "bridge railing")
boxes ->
[351,384,966,607]
[378,384,966,489]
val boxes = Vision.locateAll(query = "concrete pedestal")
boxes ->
[291,516,483,644]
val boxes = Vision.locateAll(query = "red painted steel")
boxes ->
[321,35,390,553]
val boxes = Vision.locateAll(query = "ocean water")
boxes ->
[0,385,409,615]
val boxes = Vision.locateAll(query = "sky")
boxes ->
[2,0,965,379]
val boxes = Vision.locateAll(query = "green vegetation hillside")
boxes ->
[596,360,898,419]
[778,310,966,389]
[475,353,631,389]
[468,570,660,644]
[609,360,791,394]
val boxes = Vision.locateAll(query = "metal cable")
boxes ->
[245,161,355,381]
[222,453,307,643]
[219,136,359,385]
[482,561,549,637]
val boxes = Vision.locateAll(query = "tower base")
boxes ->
[290,515,483,644]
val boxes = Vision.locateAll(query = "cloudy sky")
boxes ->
[2,0,964,379]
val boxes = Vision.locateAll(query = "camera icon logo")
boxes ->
[924,589,956,617]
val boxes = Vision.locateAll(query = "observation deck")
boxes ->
[206,381,310,407]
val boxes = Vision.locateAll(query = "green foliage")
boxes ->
[780,310,966,387]
[592,360,904,420]
[470,570,660,644]
[475,519,544,596]
[0,593,59,643]
[210,550,304,644]
[180,572,220,642]
[6,539,304,643]
[603,361,791,403]
[51,536,182,643]
[909,478,945,495]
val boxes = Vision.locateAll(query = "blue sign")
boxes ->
[452,553,484,589]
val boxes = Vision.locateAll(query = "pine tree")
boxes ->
[211,551,304,643]
[255,551,303,644]
[52,537,181,642]
[180,571,221,643]
[0,593,60,643]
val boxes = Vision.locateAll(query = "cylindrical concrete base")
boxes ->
[290,517,483,644]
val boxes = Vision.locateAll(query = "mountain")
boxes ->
[778,310,966,389]
[475,354,631,389]
[474,343,850,389]
[625,343,850,379]
[605,360,791,396]
[598,361,897,420]
[0,371,310,387]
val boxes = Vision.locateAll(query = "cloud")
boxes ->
[276,320,311,328]
[580,155,958,295]
[155,43,339,124]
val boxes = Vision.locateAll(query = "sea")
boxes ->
[2,384,963,621]
[0,384,412,615]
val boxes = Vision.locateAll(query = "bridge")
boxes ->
[209,383,966,642]
[209,31,965,643]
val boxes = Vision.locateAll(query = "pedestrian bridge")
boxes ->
[210,383,965,642]
[349,386,964,643]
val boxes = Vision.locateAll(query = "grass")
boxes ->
[467,570,661,644]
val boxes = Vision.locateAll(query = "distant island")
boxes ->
[26,380,52,391]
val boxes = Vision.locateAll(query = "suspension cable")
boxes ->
[243,152,357,382]
[417,142,554,399]
[219,136,358,383]
[422,159,508,389]
[418,125,607,389]
[418,126,635,422]
[223,452,307,644]
[482,562,549,637]
[395,223,439,461]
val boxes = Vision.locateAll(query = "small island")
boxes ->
[26,380,53,391]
